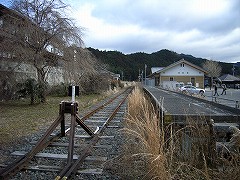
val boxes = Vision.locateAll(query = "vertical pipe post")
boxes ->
[145,64,147,85]
[60,102,65,137]
[236,101,239,108]
[208,119,216,166]
[67,102,76,164]
[72,85,75,102]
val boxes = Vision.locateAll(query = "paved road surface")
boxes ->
[204,88,240,109]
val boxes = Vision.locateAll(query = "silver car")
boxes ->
[180,85,205,95]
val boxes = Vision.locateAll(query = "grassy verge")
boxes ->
[0,93,109,146]
[116,86,240,179]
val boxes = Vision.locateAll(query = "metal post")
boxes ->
[72,85,75,102]
[76,116,94,136]
[232,65,235,76]
[60,102,65,137]
[208,119,216,166]
[67,103,76,164]
[236,101,239,108]
[145,64,147,85]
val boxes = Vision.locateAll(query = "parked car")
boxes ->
[180,85,205,95]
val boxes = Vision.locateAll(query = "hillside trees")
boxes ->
[88,47,235,81]
[10,0,84,102]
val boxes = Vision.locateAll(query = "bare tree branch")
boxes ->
[9,0,84,102]
[202,60,222,88]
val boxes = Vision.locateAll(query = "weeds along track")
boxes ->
[0,87,133,180]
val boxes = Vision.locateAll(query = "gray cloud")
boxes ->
[86,0,240,62]
[93,0,240,34]
[1,0,239,62]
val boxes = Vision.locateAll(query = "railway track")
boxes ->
[0,87,132,179]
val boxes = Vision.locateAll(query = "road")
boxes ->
[204,87,240,109]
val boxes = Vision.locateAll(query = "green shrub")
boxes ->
[48,83,68,97]
[16,78,40,104]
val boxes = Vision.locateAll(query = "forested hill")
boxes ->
[87,47,234,81]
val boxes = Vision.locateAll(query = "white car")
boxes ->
[180,85,205,95]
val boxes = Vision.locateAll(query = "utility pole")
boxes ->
[232,65,235,76]
[145,64,147,85]
[138,69,141,82]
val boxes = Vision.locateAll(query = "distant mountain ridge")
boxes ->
[87,47,234,81]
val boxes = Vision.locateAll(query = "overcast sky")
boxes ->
[67,0,240,63]
[1,0,240,63]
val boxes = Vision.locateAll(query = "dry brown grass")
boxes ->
[118,86,240,180]
[0,93,109,147]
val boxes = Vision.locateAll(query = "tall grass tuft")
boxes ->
[119,86,240,180]
[121,87,170,179]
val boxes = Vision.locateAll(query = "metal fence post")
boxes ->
[236,101,239,108]
[208,119,216,166]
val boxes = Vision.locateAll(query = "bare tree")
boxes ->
[202,60,222,89]
[10,0,84,102]
[63,47,110,93]
[63,47,97,85]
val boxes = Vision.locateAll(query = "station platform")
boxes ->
[144,86,240,124]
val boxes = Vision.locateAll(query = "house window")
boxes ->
[181,63,185,67]
[170,77,174,81]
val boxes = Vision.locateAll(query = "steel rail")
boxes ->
[55,87,132,179]
[79,87,131,122]
[0,87,132,180]
[0,115,63,180]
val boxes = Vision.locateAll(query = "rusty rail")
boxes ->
[0,87,132,180]
[56,87,131,179]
